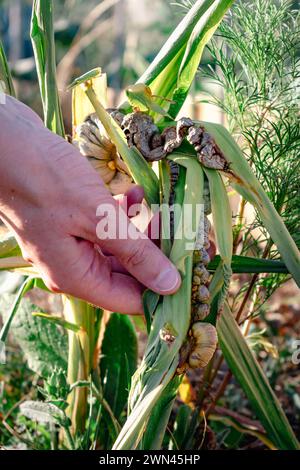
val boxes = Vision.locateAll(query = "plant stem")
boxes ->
[232,197,246,254]
[205,369,232,418]
[63,296,95,436]
[63,423,76,450]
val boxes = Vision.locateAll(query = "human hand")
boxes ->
[0,96,181,314]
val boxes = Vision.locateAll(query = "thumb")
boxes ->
[95,201,181,295]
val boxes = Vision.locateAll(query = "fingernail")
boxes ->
[153,267,181,293]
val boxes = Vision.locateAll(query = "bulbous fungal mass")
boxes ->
[192,284,210,304]
[177,321,218,374]
[194,247,211,266]
[187,125,230,171]
[121,111,165,160]
[193,303,210,321]
[188,322,218,369]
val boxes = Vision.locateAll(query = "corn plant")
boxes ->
[0,0,299,450]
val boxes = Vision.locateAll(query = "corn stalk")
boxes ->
[30,0,96,436]
[62,297,95,435]
[31,0,65,137]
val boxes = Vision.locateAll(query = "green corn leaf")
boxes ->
[141,376,181,450]
[218,303,300,450]
[168,0,234,118]
[131,0,233,119]
[113,376,171,449]
[140,1,216,87]
[0,231,21,258]
[32,312,81,333]
[98,313,138,448]
[68,67,102,89]
[208,254,289,274]
[0,277,34,343]
[0,39,16,97]
[198,121,300,288]
[142,290,160,334]
[170,404,193,450]
[204,168,233,265]
[83,83,159,206]
[31,0,65,137]
[204,168,232,308]
[113,157,204,450]
[209,414,277,450]
[100,313,138,420]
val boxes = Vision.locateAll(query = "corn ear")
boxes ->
[113,157,204,449]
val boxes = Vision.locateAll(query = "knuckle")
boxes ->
[121,240,150,268]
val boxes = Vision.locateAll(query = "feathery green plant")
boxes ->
[202,0,300,312]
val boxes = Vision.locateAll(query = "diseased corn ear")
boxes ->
[114,157,204,450]
[67,61,135,210]
[82,83,159,206]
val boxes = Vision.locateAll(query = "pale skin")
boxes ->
[0,96,182,314]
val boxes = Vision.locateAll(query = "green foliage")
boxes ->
[141,376,181,449]
[171,404,194,449]
[0,278,35,343]
[0,231,21,259]
[135,0,233,119]
[202,0,300,303]
[0,296,68,377]
[0,38,16,97]
[218,303,300,450]
[31,0,65,136]
[168,0,234,118]
[100,313,138,420]
[208,254,289,273]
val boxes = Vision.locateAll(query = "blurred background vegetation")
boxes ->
[0,0,230,132]
[0,1,191,127]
